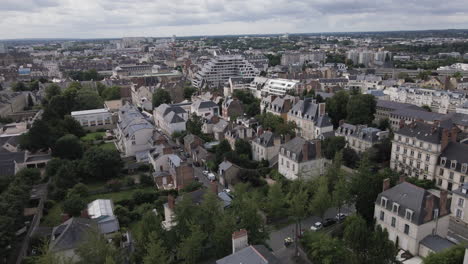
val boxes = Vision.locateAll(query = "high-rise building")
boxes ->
[0,43,6,54]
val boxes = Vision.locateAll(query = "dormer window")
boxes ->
[405,209,413,221]
[392,203,400,213]
[292,153,296,160]
[462,163,468,174]
[381,197,388,208]
[451,160,457,170]
[287,150,290,157]
[441,157,447,166]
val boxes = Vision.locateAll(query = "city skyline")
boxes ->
[1,0,468,39]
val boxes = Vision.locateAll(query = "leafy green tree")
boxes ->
[61,115,86,137]
[184,87,197,99]
[267,182,286,219]
[76,230,121,264]
[322,136,346,160]
[12,82,28,91]
[342,147,360,168]
[178,223,207,264]
[453,72,463,79]
[153,89,172,108]
[101,86,121,100]
[212,213,236,257]
[346,94,376,125]
[81,147,123,180]
[421,105,432,112]
[326,90,349,127]
[424,245,465,264]
[75,88,104,110]
[144,231,170,264]
[343,214,369,260]
[304,232,352,264]
[67,183,89,198]
[19,119,55,151]
[310,176,331,220]
[186,114,203,136]
[62,195,86,216]
[377,118,391,131]
[52,134,84,160]
[234,139,252,159]
[368,225,397,264]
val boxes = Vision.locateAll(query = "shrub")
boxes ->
[139,173,154,187]
[106,179,122,192]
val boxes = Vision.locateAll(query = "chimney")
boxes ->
[339,119,345,127]
[274,136,281,146]
[399,119,405,129]
[315,140,322,159]
[439,190,448,216]
[232,229,249,254]
[441,128,450,151]
[302,141,309,162]
[168,194,175,210]
[318,103,326,117]
[257,126,264,137]
[399,175,406,184]
[451,126,459,143]
[284,134,291,142]
[210,180,218,194]
[424,194,435,222]
[382,178,391,191]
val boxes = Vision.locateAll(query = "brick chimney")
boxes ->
[232,229,249,253]
[424,194,435,222]
[315,140,322,159]
[382,178,391,191]
[441,128,450,151]
[451,126,459,143]
[257,126,264,137]
[284,134,291,142]
[318,103,326,117]
[302,141,309,162]
[274,136,282,146]
[439,190,448,216]
[210,180,218,194]
[168,194,175,210]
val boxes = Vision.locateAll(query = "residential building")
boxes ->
[218,161,241,189]
[251,131,282,164]
[131,84,155,111]
[390,122,458,181]
[375,180,450,256]
[191,100,219,117]
[451,183,468,225]
[183,133,204,154]
[224,77,253,96]
[281,51,325,65]
[436,142,468,192]
[278,137,324,180]
[287,98,333,140]
[336,122,389,153]
[154,103,188,135]
[116,103,154,157]
[265,95,296,121]
[150,153,194,190]
[375,100,423,122]
[71,108,114,131]
[222,97,244,120]
[225,124,256,150]
[262,78,299,96]
[192,55,260,88]
[389,108,446,131]
[216,244,280,264]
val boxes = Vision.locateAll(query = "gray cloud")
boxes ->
[0,0,468,39]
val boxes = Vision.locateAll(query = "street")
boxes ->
[448,218,468,244]
[193,165,225,191]
[267,206,354,264]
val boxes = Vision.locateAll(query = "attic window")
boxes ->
[392,203,400,213]
[441,157,447,166]
[405,209,413,221]
[292,153,296,160]
[381,197,388,208]
[451,160,457,169]
[462,163,468,174]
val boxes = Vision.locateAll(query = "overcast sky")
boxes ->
[1,0,468,39]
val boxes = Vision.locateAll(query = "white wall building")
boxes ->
[71,108,114,131]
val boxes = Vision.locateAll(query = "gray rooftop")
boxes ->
[280,137,318,162]
[50,217,97,253]
[216,245,280,264]
[420,235,455,253]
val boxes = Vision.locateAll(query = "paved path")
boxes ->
[448,218,468,244]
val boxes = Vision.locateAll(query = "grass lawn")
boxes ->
[81,132,105,142]
[98,142,117,151]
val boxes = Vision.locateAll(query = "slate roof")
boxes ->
[396,122,445,144]
[253,131,275,147]
[391,108,446,122]
[376,100,422,111]
[316,114,332,128]
[420,235,455,253]
[192,100,218,110]
[280,137,318,162]
[50,217,97,252]
[438,142,468,173]
[289,97,319,121]
[216,245,280,264]
[376,182,448,225]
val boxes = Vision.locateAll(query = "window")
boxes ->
[281,158,283,165]
[457,209,463,219]
[449,172,454,180]
[392,203,400,213]
[439,168,444,176]
[428,144,432,150]
[458,198,465,207]
[391,217,396,227]
[417,152,422,159]
[396,154,400,161]
[292,164,295,172]
[381,197,388,208]
[451,161,457,169]
[398,136,402,141]
[424,165,429,172]
[405,138,409,143]
[410,150,414,156]
[380,211,385,221]
[426,154,430,162]
[438,179,443,186]
[463,164,468,174]
[396,145,400,152]
[461,176,466,183]
[419,141,423,147]
[404,224,410,235]
[286,161,289,168]
[403,148,407,154]
[448,182,453,191]
[405,209,413,220]
[441,157,447,166]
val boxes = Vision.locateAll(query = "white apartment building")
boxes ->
[375,180,450,256]
[71,108,114,131]
[451,183,468,225]
[154,104,188,135]
[436,142,468,192]
[192,55,260,88]
[386,86,468,114]
[280,51,325,65]
[278,137,324,180]
[336,123,389,153]
[263,78,300,97]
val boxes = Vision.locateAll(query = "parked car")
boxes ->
[223,188,231,194]
[335,213,348,222]
[322,218,337,227]
[202,170,209,176]
[208,173,216,181]
[284,237,293,247]
[310,222,323,231]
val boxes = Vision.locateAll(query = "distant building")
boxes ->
[87,199,119,234]
[287,98,333,140]
[278,137,324,180]
[154,103,188,135]
[71,108,114,131]
[336,122,389,153]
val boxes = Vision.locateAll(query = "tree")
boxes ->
[346,94,376,125]
[304,232,352,264]
[75,88,104,110]
[267,182,286,219]
[81,147,123,180]
[322,136,346,160]
[377,118,391,131]
[61,115,86,138]
[310,176,331,220]
[326,90,349,127]
[62,195,86,216]
[424,245,465,264]
[453,71,463,79]
[101,86,121,100]
[67,183,89,198]
[12,82,28,91]
[234,139,252,159]
[289,187,308,256]
[343,214,370,260]
[27,93,34,108]
[19,119,55,151]
[186,114,203,136]
[342,147,360,168]
[76,230,121,264]
[184,87,197,99]
[368,225,397,264]
[421,105,432,112]
[52,134,84,160]
[153,89,171,108]
[178,223,207,264]
[212,213,236,257]
[144,231,170,264]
